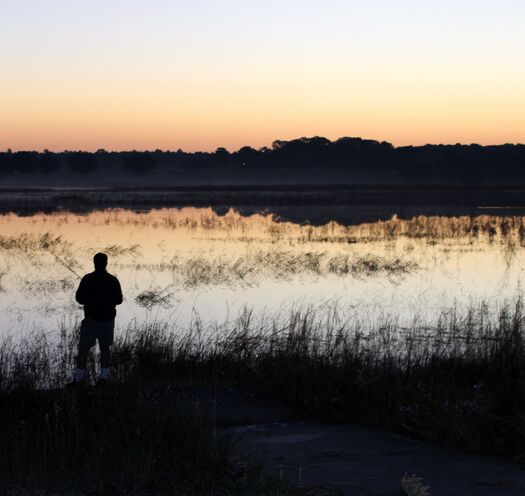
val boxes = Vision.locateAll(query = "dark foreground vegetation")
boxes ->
[0,389,292,496]
[0,387,255,495]
[2,136,525,183]
[1,300,525,494]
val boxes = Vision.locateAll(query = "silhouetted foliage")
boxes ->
[11,151,40,174]
[0,152,13,175]
[68,152,98,174]
[122,151,157,174]
[4,138,525,183]
[234,146,258,168]
[214,147,231,167]
[38,151,60,175]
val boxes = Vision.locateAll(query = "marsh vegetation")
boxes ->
[1,298,525,462]
[1,208,525,333]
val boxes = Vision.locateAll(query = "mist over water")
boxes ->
[0,207,523,339]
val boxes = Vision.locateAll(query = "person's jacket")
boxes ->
[76,269,123,322]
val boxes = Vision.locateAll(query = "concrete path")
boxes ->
[170,384,525,496]
[234,421,525,495]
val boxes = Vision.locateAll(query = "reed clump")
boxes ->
[0,232,65,252]
[137,250,418,288]
[135,286,173,309]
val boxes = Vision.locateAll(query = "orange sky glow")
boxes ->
[1,1,524,152]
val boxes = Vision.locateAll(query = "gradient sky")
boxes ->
[1,0,524,151]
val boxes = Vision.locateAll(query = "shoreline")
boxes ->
[2,186,525,224]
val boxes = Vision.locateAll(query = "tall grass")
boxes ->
[0,322,294,494]
[0,387,235,494]
[1,300,525,461]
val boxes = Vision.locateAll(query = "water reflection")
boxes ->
[0,207,523,337]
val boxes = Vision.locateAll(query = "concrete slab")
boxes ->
[167,384,525,495]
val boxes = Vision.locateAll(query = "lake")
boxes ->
[0,207,524,339]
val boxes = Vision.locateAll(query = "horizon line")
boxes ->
[3,136,525,154]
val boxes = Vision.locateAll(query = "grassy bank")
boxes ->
[0,386,297,495]
[1,387,234,495]
[0,328,294,494]
[1,299,525,492]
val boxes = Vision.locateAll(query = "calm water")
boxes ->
[0,207,524,337]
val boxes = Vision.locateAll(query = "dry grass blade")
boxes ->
[401,474,431,496]
[102,243,141,257]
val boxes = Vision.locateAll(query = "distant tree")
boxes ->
[68,152,98,174]
[0,152,13,175]
[123,152,157,175]
[458,145,485,187]
[270,136,331,168]
[184,151,211,169]
[11,151,39,174]
[331,137,393,170]
[234,146,258,167]
[167,148,187,168]
[214,147,231,166]
[38,151,60,175]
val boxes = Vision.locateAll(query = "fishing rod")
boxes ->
[41,244,83,280]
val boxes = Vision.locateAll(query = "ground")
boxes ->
[170,383,525,495]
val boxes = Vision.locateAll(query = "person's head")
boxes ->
[93,252,108,270]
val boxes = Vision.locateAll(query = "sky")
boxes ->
[1,0,524,152]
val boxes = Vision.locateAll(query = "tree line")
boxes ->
[0,150,157,176]
[1,137,524,182]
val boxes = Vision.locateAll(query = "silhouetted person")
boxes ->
[69,252,123,387]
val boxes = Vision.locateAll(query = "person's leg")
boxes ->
[74,319,95,382]
[74,343,91,382]
[99,344,110,379]
[98,320,114,381]
[76,342,90,368]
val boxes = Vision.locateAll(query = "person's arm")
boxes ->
[75,276,88,305]
[113,278,123,306]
